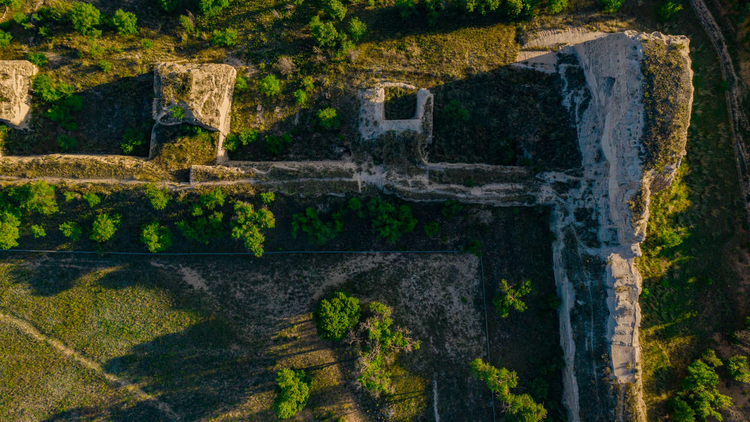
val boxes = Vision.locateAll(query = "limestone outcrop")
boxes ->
[152,63,236,135]
[0,61,37,129]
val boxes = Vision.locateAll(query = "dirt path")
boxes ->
[0,312,181,421]
[689,0,750,223]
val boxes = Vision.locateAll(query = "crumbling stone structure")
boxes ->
[0,60,37,129]
[358,82,433,143]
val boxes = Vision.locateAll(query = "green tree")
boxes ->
[199,0,229,15]
[293,89,308,106]
[27,52,47,68]
[30,224,46,238]
[56,134,76,151]
[0,30,11,48]
[423,221,440,237]
[141,221,172,253]
[317,107,339,130]
[90,213,121,243]
[199,188,226,210]
[70,2,101,35]
[120,128,146,155]
[59,221,82,241]
[112,9,138,36]
[144,183,171,210]
[0,211,20,249]
[14,181,58,215]
[292,207,344,245]
[395,0,416,18]
[260,192,275,204]
[273,368,310,419]
[657,0,683,21]
[547,0,566,13]
[471,359,546,422]
[259,75,281,97]
[82,192,100,208]
[323,0,347,20]
[310,16,338,48]
[230,202,275,257]
[493,279,532,318]
[211,28,238,47]
[265,134,292,155]
[669,355,732,421]
[159,0,181,13]
[347,17,367,41]
[367,198,417,243]
[441,199,464,218]
[727,355,750,383]
[600,0,624,12]
[314,292,360,341]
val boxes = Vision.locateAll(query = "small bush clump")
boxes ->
[317,107,339,130]
[314,292,360,341]
[30,224,46,238]
[292,207,344,245]
[70,2,101,35]
[141,221,172,253]
[59,221,82,241]
[13,181,58,215]
[310,16,338,48]
[273,368,310,419]
[90,213,121,243]
[120,128,146,155]
[223,128,258,152]
[230,201,275,257]
[727,355,750,384]
[82,192,100,208]
[144,183,171,210]
[56,134,76,152]
[112,9,138,36]
[493,279,532,318]
[367,197,417,243]
[27,52,47,68]
[471,358,547,422]
[212,28,238,47]
[0,211,20,249]
[423,221,439,238]
[259,75,281,97]
[265,133,292,155]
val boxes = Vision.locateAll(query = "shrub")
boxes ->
[30,224,46,238]
[59,221,82,241]
[310,16,338,48]
[259,75,281,97]
[302,76,315,92]
[317,107,339,130]
[82,192,100,208]
[600,0,624,12]
[14,181,58,215]
[423,221,439,238]
[273,368,310,419]
[547,0,566,13]
[265,134,292,155]
[90,213,121,243]
[669,355,732,421]
[323,0,347,20]
[0,30,11,48]
[466,239,483,257]
[199,0,229,15]
[367,197,417,243]
[176,212,224,244]
[159,0,181,13]
[144,183,171,210]
[211,28,238,47]
[314,292,360,341]
[70,2,101,35]
[33,75,81,129]
[112,9,138,36]
[260,192,275,204]
[98,60,113,73]
[223,128,257,152]
[141,39,153,50]
[471,359,547,422]
[292,207,344,245]
[235,74,248,91]
[348,17,367,41]
[169,105,185,119]
[727,355,750,383]
[0,211,20,249]
[199,188,225,210]
[443,100,469,127]
[56,134,76,152]
[120,128,146,155]
[293,89,308,106]
[657,0,683,21]
[0,0,22,9]
[395,0,416,19]
[493,279,532,318]
[441,199,464,218]
[27,52,47,68]
[141,221,172,253]
[230,201,275,257]
[356,302,420,396]
[64,191,77,202]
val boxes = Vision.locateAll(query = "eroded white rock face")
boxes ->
[152,63,236,134]
[0,61,37,129]
[358,82,434,142]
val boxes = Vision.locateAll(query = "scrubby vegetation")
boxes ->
[493,279,532,318]
[314,291,360,341]
[273,368,311,419]
[471,358,547,421]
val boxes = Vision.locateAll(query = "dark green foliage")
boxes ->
[0,0,22,8]
[0,211,20,250]
[176,212,224,244]
[59,221,81,241]
[657,0,683,21]
[314,292,360,341]
[82,192,100,208]
[317,107,339,130]
[443,100,470,127]
[27,52,47,68]
[292,207,344,245]
[169,105,185,119]
[547,0,566,13]
[120,128,146,155]
[668,352,732,421]
[90,213,121,243]
[211,28,238,47]
[273,368,310,419]
[323,0,347,20]
[230,201,275,257]
[98,60,113,73]
[223,128,257,152]
[441,199,464,218]
[466,239,483,257]
[423,221,439,237]
[395,0,417,18]
[259,75,281,97]
[141,39,153,50]
[235,74,248,91]
[367,198,416,243]
[30,224,46,238]
[158,0,181,13]
[260,192,275,204]
[0,30,11,48]
[13,181,58,215]
[600,0,624,12]
[310,16,338,48]
[356,302,420,396]
[493,279,532,318]
[265,134,292,155]
[198,188,225,210]
[56,134,76,152]
[347,17,367,41]
[112,9,138,36]
[70,2,100,35]
[199,0,229,15]
[470,359,547,422]
[141,221,172,253]
[293,89,308,106]
[143,183,171,210]
[33,75,82,130]
[727,355,750,383]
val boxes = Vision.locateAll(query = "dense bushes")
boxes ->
[367,197,417,243]
[141,221,172,253]
[13,181,58,216]
[32,75,83,130]
[669,350,732,421]
[144,183,171,210]
[314,292,360,340]
[727,355,750,383]
[70,2,100,35]
[292,207,344,245]
[0,211,20,249]
[90,213,121,243]
[259,75,281,97]
[493,279,532,318]
[471,358,547,422]
[112,9,138,36]
[230,201,275,257]
[273,368,310,419]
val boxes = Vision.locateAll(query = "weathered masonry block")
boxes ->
[0,60,37,129]
[358,82,433,143]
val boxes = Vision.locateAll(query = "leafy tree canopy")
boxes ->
[314,292,360,341]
